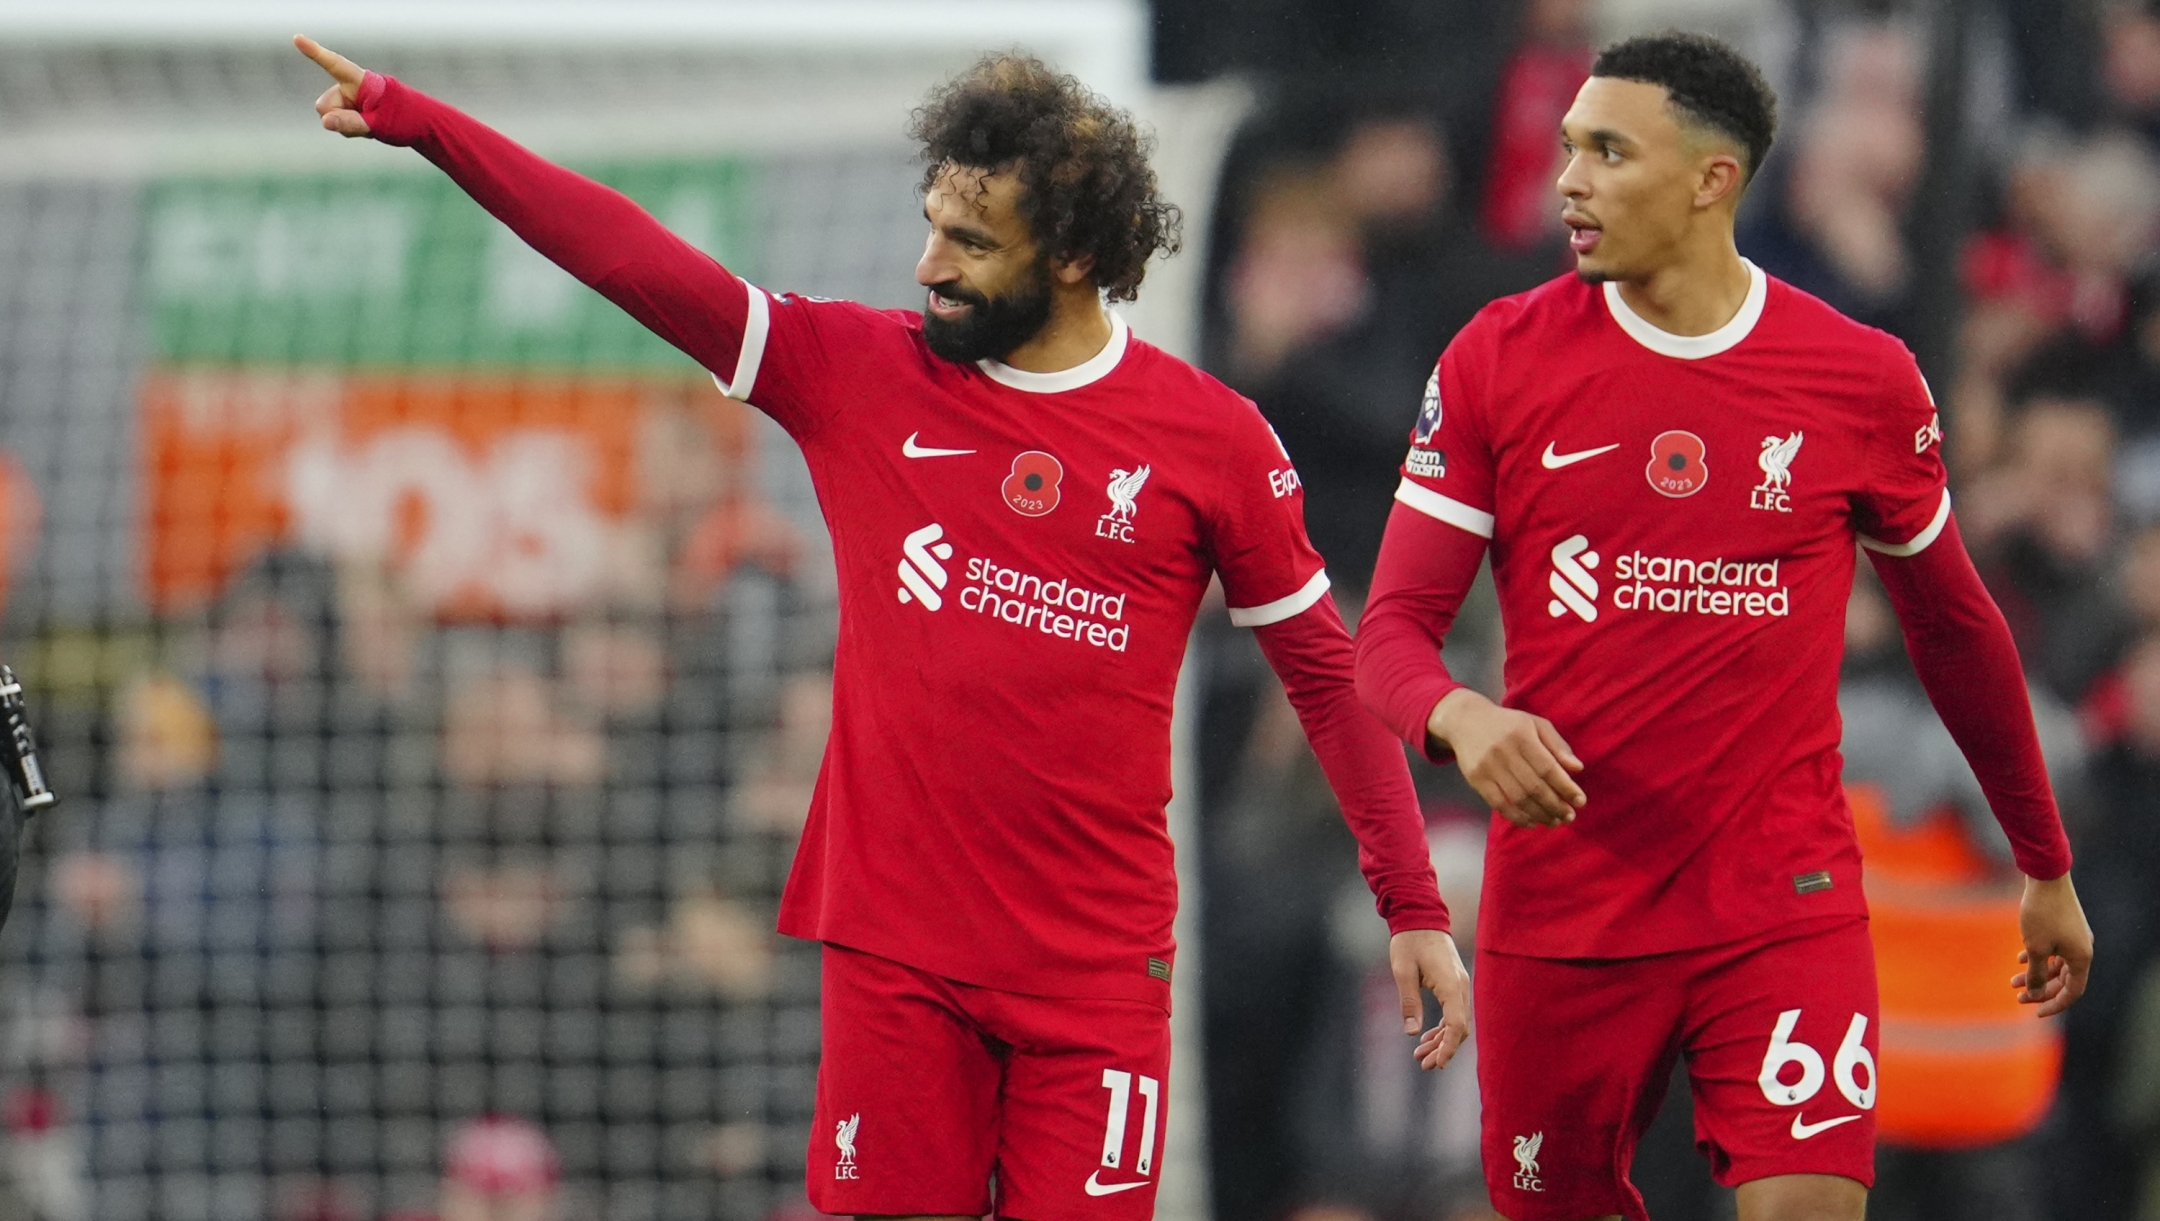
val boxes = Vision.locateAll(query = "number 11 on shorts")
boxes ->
[1100,1069,1160,1174]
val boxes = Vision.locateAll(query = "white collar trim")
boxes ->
[977,311,1129,393]
[1602,259,1767,360]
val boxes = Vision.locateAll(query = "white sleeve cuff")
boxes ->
[1394,478,1494,538]
[1859,489,1952,557]
[1228,569,1331,627]
[709,278,770,402]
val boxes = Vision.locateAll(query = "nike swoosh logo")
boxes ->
[1084,1171,1151,1196]
[1541,441,1620,469]
[902,432,975,458]
[1790,1113,1862,1140]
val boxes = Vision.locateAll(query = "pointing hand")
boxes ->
[294,34,373,138]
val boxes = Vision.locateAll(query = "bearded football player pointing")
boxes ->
[1356,32,2093,1221]
[296,35,1467,1221]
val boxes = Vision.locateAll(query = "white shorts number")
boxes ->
[1099,1069,1161,1175]
[1833,1014,1876,1109]
[1756,1009,1826,1105]
[1756,1009,1875,1110]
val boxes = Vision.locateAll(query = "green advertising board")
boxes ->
[143,159,755,371]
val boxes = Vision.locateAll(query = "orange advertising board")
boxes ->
[142,369,753,620]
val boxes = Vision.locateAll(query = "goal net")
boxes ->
[0,5,1219,1219]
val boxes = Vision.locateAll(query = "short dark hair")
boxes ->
[909,54,1182,302]
[1592,31,1778,181]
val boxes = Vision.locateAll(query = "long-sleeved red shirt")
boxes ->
[1354,269,2068,958]
[355,73,1449,999]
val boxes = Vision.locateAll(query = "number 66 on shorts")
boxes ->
[1758,1008,1876,1110]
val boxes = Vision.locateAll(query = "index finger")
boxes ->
[1535,717,1585,773]
[1508,737,1583,814]
[1497,754,1574,826]
[293,34,365,90]
[1433,969,1472,1064]
[1527,747,1586,810]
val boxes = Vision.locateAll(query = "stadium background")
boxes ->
[0,1,2152,1219]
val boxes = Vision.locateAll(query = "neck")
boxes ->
[1612,227,1751,337]
[997,284,1113,372]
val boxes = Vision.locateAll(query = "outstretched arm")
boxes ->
[1252,594,1470,1070]
[1868,516,2092,1017]
[296,36,755,387]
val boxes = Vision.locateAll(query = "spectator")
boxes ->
[1840,566,2088,1221]
[1284,818,1491,1221]
[2051,634,2160,1220]
[2106,0,2160,142]
[1214,105,1548,586]
[1744,21,1925,334]
[1952,133,2160,471]
[1477,0,1593,252]
[386,1115,560,1221]
[1959,396,2132,702]
[1196,675,1364,1221]
[2,1085,86,1221]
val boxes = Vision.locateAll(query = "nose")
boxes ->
[1555,150,1590,203]
[916,230,956,288]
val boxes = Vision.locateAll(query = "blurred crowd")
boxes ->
[1177,0,2160,1219]
[0,377,836,1219]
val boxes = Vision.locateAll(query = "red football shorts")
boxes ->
[808,942,1172,1220]
[1476,917,1879,1221]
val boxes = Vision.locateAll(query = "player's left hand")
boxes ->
[1391,929,1471,1070]
[2014,872,2093,1018]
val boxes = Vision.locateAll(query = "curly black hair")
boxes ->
[910,54,1182,302]
[1593,31,1779,182]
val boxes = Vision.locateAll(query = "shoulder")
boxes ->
[761,290,949,381]
[1124,337,1275,434]
[1451,273,1601,358]
[766,289,919,333]
[1759,276,1933,413]
[1122,336,1243,403]
[1120,339,1293,484]
[1758,275,1914,368]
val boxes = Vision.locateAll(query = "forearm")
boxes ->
[1354,503,1487,758]
[1255,597,1450,934]
[356,73,748,371]
[1871,517,2073,878]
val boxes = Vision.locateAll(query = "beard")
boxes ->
[1574,267,1613,284]
[922,258,1055,364]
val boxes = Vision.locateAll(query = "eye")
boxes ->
[1602,146,1623,163]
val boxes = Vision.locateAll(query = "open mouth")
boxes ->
[1563,215,1601,255]
[926,289,975,319]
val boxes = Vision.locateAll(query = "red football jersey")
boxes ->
[351,72,1448,1008]
[1394,264,1951,958]
[734,302,1339,1002]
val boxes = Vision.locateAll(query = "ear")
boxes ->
[1694,152,1746,210]
[1050,251,1097,286]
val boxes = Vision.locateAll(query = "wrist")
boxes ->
[1427,687,1488,750]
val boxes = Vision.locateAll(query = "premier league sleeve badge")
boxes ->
[1412,369,1443,446]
